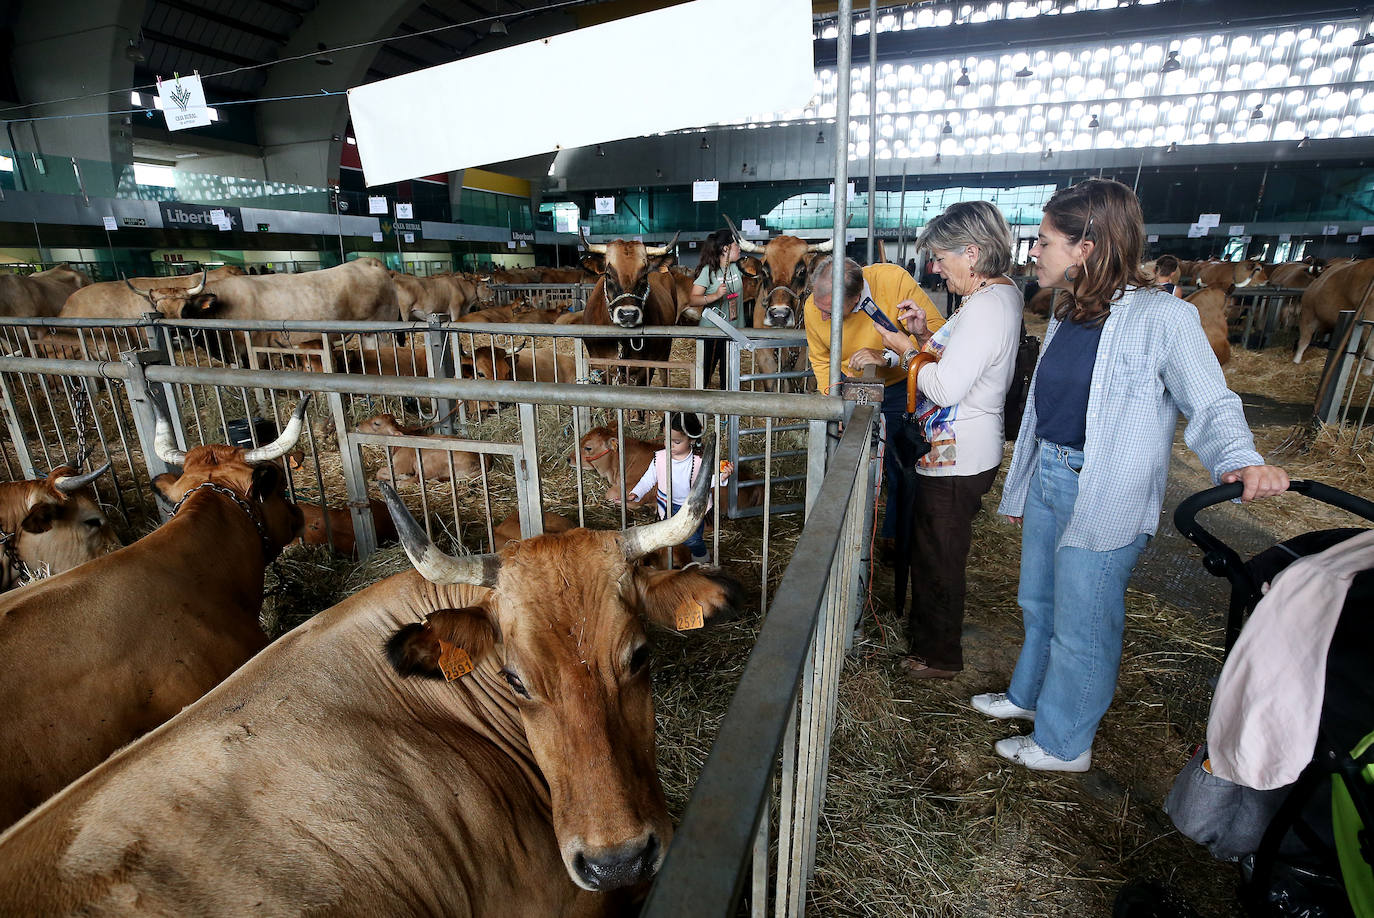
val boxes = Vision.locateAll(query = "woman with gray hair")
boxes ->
[853,200,1022,679]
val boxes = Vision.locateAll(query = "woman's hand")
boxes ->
[1002,515,1023,526]
[876,325,916,355]
[895,300,930,339]
[1221,464,1290,502]
[848,347,888,372]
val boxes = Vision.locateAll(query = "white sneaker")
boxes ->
[994,734,1091,773]
[971,692,1036,721]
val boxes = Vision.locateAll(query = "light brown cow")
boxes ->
[0,465,741,914]
[0,464,118,591]
[1196,259,1269,290]
[492,509,576,549]
[59,265,244,318]
[0,265,92,318]
[1294,258,1374,367]
[0,402,306,830]
[356,413,481,484]
[1266,261,1321,290]
[391,271,450,320]
[466,342,579,384]
[430,272,491,317]
[573,423,657,509]
[1185,287,1232,366]
[580,232,682,386]
[297,498,399,557]
[729,217,833,392]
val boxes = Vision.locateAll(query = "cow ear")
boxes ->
[633,565,743,631]
[738,256,762,278]
[249,463,282,501]
[651,252,677,272]
[580,254,606,276]
[386,607,497,679]
[181,293,219,318]
[150,473,179,510]
[20,501,59,534]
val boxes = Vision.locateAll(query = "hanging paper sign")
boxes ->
[1187,223,1209,238]
[829,182,856,202]
[402,232,415,243]
[1279,233,1292,242]
[1197,213,1221,228]
[1147,234,1159,242]
[372,231,384,242]
[1227,224,1245,236]
[1347,234,1360,243]
[157,74,213,131]
[1362,226,1374,236]
[1323,224,1339,236]
[692,180,719,202]
[396,203,413,219]
[594,196,615,215]
[101,216,118,231]
[740,218,760,235]
[368,196,389,215]
[507,241,517,249]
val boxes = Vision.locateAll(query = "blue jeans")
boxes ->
[671,501,708,557]
[1006,441,1148,760]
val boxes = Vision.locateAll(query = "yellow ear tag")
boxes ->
[674,600,705,631]
[438,641,474,682]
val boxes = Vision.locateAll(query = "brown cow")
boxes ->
[0,265,92,318]
[466,341,579,384]
[0,401,306,830]
[729,217,833,392]
[1294,258,1374,368]
[1027,287,1056,317]
[1267,261,1321,290]
[297,498,399,557]
[356,413,481,484]
[573,423,657,509]
[492,509,576,549]
[0,469,741,914]
[1185,287,1232,366]
[1196,259,1269,290]
[59,265,244,318]
[0,464,118,591]
[580,232,681,386]
[391,271,449,320]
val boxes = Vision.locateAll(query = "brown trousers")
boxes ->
[905,466,999,671]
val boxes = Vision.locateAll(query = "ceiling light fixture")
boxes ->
[655,168,664,178]
[596,144,605,157]
[934,152,942,165]
[700,136,710,150]
[955,67,971,87]
[490,2,508,36]
[1088,113,1100,129]
[1297,135,1310,148]
[1353,32,1374,47]
[314,42,333,65]
[1161,50,1182,73]
[816,130,825,144]
[1014,65,1033,78]
[941,121,952,134]
[1166,141,1178,153]
[1250,104,1264,120]
[124,38,145,63]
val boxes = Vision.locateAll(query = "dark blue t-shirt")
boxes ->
[1034,318,1105,450]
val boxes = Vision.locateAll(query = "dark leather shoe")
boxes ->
[899,657,960,680]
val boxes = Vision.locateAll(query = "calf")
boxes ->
[297,498,399,557]
[356,413,482,485]
[573,423,658,509]
[492,510,576,550]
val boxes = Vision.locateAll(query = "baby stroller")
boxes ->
[1145,480,1374,918]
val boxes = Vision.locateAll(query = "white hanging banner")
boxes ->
[692,180,720,202]
[347,0,814,185]
[368,196,389,215]
[157,74,213,131]
[594,196,615,215]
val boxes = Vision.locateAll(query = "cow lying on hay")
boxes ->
[0,399,308,830]
[0,441,742,916]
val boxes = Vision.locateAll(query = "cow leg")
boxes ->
[1294,312,1319,364]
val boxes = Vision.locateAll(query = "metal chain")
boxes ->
[65,377,92,470]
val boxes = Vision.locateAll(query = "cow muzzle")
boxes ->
[765,305,795,327]
[612,306,643,328]
[569,832,663,891]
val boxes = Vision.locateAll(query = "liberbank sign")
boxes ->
[158,202,245,231]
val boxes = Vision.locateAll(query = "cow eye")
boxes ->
[500,668,530,699]
[628,644,650,675]
[83,518,103,529]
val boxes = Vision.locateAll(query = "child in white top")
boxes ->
[622,413,734,564]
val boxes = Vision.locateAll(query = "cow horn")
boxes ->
[579,228,607,255]
[53,461,111,493]
[152,399,187,466]
[242,395,313,464]
[380,483,501,587]
[806,237,835,254]
[643,232,680,257]
[125,278,157,306]
[724,215,764,254]
[186,268,208,297]
[621,434,716,561]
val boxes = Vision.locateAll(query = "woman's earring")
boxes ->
[1063,264,1081,283]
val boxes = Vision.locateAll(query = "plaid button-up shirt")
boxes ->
[999,285,1264,552]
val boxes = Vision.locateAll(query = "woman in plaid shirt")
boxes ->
[973,179,1290,773]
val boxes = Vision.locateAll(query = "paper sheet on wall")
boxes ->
[101,216,118,231]
[1187,223,1209,238]
[1147,234,1159,242]
[1197,213,1221,228]
[1347,234,1360,243]
[402,233,415,243]
[594,196,615,215]
[158,74,212,131]
[740,219,760,234]
[347,0,813,185]
[692,181,719,202]
[372,232,384,242]
[368,196,388,215]
[1363,226,1374,236]
[1228,225,1245,236]
[1323,224,1340,235]
[396,203,413,219]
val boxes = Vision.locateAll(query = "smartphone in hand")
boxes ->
[856,296,902,333]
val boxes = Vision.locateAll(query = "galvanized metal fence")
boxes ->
[487,282,590,312]
[1316,311,1374,447]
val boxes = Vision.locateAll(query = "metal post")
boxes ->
[120,349,179,482]
[1318,310,1357,425]
[829,0,854,396]
[516,401,545,538]
[865,0,877,266]
[573,342,592,433]
[0,371,36,478]
[425,315,457,434]
[895,160,908,266]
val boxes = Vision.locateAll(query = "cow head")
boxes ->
[726,216,832,329]
[355,413,407,437]
[1,464,120,588]
[581,232,680,328]
[1234,259,1269,288]
[149,399,308,560]
[125,269,220,319]
[383,437,740,892]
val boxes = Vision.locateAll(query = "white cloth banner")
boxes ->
[347,0,814,185]
[158,74,212,131]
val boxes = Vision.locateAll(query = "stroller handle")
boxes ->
[1175,479,1374,548]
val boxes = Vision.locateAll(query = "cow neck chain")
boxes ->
[0,528,25,584]
[169,481,274,559]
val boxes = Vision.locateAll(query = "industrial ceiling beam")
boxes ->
[141,27,264,67]
[154,0,291,44]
